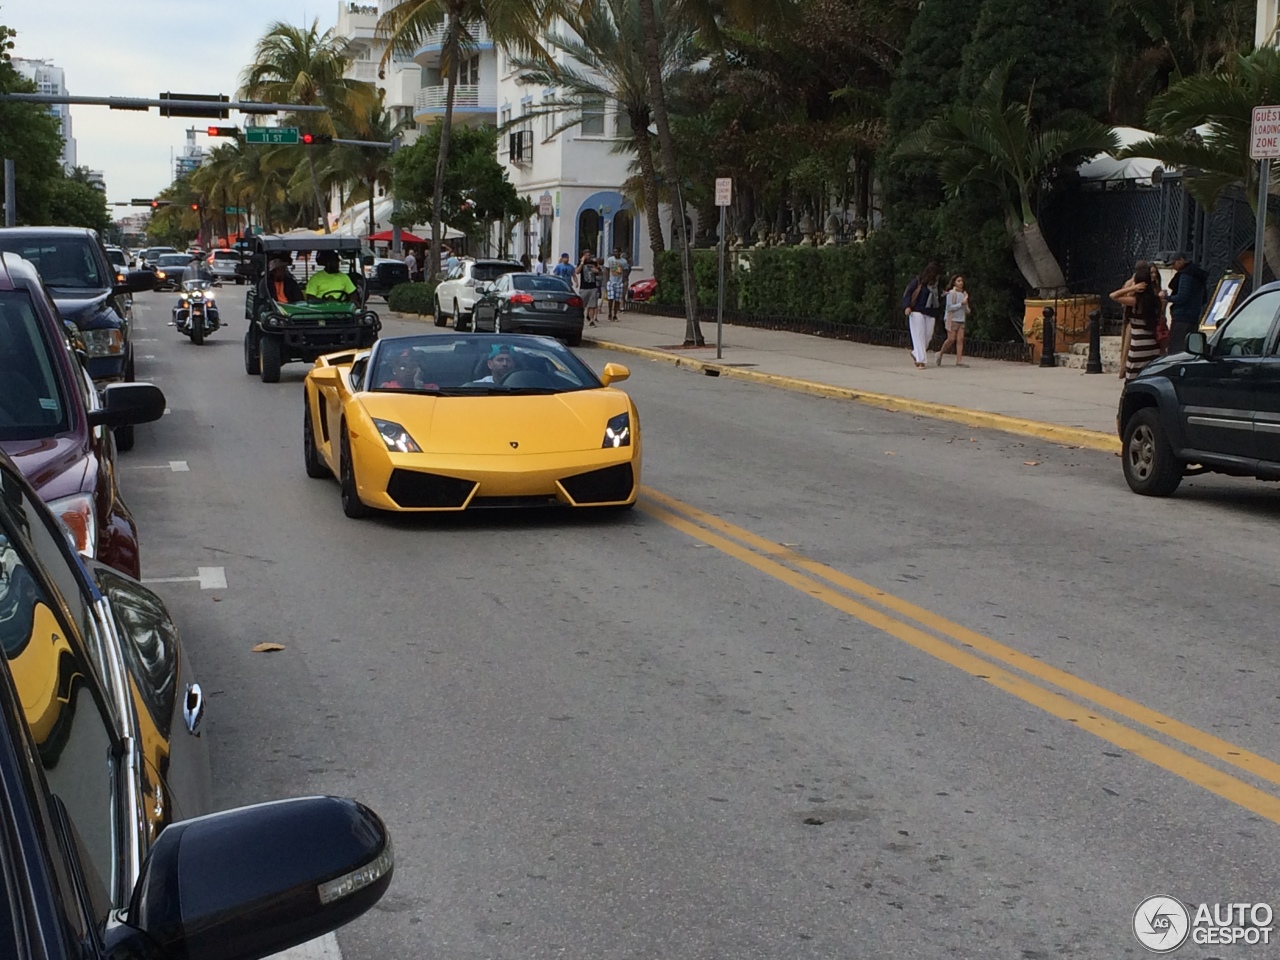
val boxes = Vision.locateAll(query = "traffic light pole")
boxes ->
[0,93,328,115]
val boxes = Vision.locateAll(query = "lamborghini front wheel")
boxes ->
[339,427,374,519]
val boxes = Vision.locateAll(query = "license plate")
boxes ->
[536,300,565,311]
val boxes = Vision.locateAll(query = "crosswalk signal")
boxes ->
[301,133,333,146]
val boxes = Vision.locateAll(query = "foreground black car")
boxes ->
[0,450,393,959]
[472,272,586,345]
[1118,280,1280,495]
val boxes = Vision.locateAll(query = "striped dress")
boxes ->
[1124,301,1161,380]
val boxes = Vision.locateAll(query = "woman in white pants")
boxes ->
[901,262,942,368]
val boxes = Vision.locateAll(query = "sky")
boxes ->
[5,0,340,209]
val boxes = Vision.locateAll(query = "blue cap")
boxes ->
[489,343,514,357]
[560,252,570,258]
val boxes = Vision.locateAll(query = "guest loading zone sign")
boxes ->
[1251,105,1280,159]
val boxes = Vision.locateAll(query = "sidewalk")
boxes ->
[581,310,1124,453]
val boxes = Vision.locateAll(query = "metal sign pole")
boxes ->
[1257,158,1271,285]
[716,205,726,360]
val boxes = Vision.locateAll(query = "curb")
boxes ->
[584,337,1122,455]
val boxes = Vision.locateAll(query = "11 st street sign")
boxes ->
[245,127,299,145]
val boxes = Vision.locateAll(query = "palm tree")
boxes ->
[240,19,377,232]
[506,0,697,271]
[322,96,406,240]
[377,0,553,274]
[1120,47,1280,275]
[899,61,1119,296]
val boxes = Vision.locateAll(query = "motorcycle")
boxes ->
[173,279,221,345]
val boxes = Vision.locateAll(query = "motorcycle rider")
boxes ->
[175,255,218,333]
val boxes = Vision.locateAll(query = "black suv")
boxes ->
[0,228,155,450]
[1118,281,1280,495]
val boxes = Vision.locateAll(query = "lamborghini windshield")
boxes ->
[368,335,602,395]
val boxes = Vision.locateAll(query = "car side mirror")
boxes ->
[1185,331,1209,357]
[309,366,340,385]
[87,382,166,429]
[475,282,492,295]
[104,796,393,960]
[600,362,630,386]
[114,270,157,296]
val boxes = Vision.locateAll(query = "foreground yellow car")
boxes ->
[302,334,641,517]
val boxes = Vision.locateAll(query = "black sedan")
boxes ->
[472,273,585,345]
[151,253,197,291]
[0,449,393,960]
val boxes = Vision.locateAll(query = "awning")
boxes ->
[367,229,425,244]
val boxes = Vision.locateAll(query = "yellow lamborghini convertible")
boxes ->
[302,334,641,518]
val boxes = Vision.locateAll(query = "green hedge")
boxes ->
[387,280,437,315]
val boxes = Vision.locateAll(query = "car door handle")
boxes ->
[183,682,205,736]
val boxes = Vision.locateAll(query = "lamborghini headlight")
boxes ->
[602,411,631,448]
[47,493,97,559]
[373,418,422,453]
[81,328,125,357]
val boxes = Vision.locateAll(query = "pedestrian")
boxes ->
[520,252,532,272]
[552,252,575,283]
[403,247,419,283]
[1111,261,1162,380]
[1167,252,1209,354]
[902,262,942,369]
[936,274,970,366]
[1150,263,1170,354]
[604,246,629,321]
[532,256,546,275]
[575,250,602,326]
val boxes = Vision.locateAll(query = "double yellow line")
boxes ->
[640,486,1280,823]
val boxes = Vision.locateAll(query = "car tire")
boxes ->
[260,335,282,383]
[340,427,374,519]
[190,309,205,345]
[454,300,469,332]
[1122,408,1183,496]
[303,398,330,479]
[244,330,260,375]
[433,297,447,327]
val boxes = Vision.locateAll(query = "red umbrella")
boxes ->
[367,229,425,244]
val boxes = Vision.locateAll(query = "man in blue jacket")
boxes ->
[1167,252,1208,354]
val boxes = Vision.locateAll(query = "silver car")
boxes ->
[206,248,245,284]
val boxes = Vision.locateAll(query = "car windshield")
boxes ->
[473,263,523,282]
[157,255,193,268]
[369,336,601,395]
[212,251,239,260]
[0,237,104,290]
[512,275,572,293]
[0,291,69,441]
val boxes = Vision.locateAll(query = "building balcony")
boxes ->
[414,83,497,126]
[337,3,378,40]
[413,23,493,66]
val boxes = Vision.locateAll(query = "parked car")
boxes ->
[365,256,411,300]
[471,272,585,345]
[151,253,197,291]
[432,258,525,330]
[629,276,657,302]
[104,245,129,279]
[206,248,244,283]
[0,228,156,451]
[1119,280,1280,496]
[0,448,393,960]
[0,252,165,577]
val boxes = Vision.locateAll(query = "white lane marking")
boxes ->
[163,407,171,415]
[141,566,226,591]
[142,354,156,359]
[169,460,189,472]
[267,934,342,960]
[135,338,159,342]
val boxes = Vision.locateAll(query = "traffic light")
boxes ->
[301,133,333,146]
[149,200,173,209]
[190,203,200,211]
[206,126,239,138]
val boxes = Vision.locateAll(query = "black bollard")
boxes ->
[1039,305,1057,368]
[1085,308,1103,374]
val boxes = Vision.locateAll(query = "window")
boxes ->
[0,291,70,442]
[0,237,103,289]
[580,97,605,136]
[500,105,512,129]
[542,105,556,141]
[459,54,480,87]
[1216,291,1280,357]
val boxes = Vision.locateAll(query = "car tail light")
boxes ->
[567,296,583,307]
[510,293,534,305]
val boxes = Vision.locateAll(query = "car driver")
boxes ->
[305,250,358,303]
[469,343,516,385]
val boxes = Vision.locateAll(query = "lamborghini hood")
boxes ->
[357,389,630,455]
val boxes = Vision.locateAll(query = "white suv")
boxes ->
[433,258,524,330]
[206,249,245,284]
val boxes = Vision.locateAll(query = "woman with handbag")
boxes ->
[902,261,942,368]
[936,274,971,366]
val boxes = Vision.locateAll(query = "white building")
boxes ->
[338,1,424,134]
[174,129,205,181]
[11,58,77,172]
[492,40,653,278]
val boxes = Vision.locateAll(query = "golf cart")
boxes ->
[240,234,382,382]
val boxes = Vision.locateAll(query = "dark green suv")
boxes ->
[241,235,380,382]
[1118,282,1280,495]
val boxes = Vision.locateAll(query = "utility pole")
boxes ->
[3,159,14,227]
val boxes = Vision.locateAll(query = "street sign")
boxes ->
[245,126,299,145]
[539,193,554,217]
[224,206,246,215]
[715,177,732,207]
[1251,106,1280,159]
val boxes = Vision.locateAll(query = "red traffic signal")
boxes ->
[301,132,334,146]
[206,126,239,138]
[191,203,200,211]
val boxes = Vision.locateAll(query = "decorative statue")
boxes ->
[798,210,815,246]
[752,215,769,248]
[824,211,841,246]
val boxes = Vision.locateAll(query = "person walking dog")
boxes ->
[902,262,942,368]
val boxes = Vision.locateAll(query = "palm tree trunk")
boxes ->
[1012,220,1066,297]
[633,115,666,269]
[369,177,376,241]
[307,151,330,234]
[431,19,461,281]
[637,0,702,345]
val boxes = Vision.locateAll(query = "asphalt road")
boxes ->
[119,286,1280,959]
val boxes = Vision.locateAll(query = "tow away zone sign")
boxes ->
[1252,106,1280,159]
